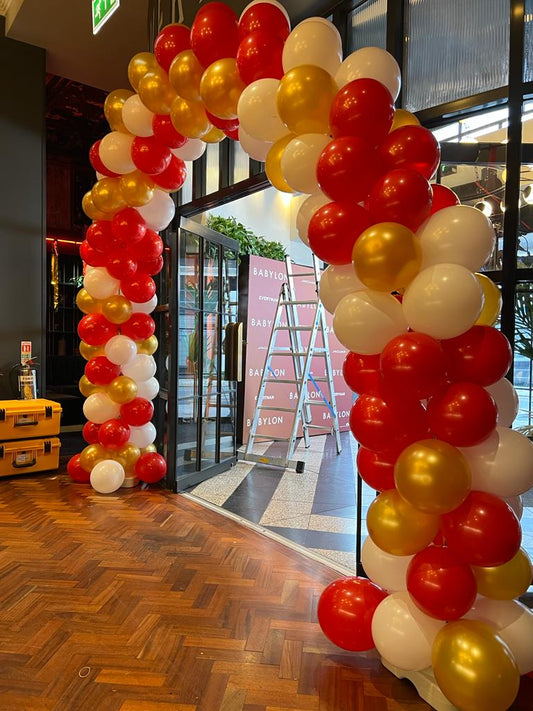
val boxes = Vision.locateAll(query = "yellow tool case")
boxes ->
[0,399,62,440]
[0,437,61,477]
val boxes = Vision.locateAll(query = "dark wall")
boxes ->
[0,19,46,398]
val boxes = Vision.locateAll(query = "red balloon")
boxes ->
[427,381,497,447]
[368,168,433,231]
[205,111,239,132]
[190,2,239,67]
[138,255,164,276]
[380,332,447,400]
[406,546,477,621]
[78,314,118,346]
[236,31,284,85]
[105,251,138,281]
[349,393,429,455]
[135,452,167,483]
[120,275,156,303]
[151,155,187,192]
[67,454,91,483]
[238,3,290,41]
[128,230,164,261]
[154,23,191,73]
[308,201,372,265]
[111,208,147,245]
[380,125,441,179]
[98,418,131,450]
[317,576,387,651]
[131,136,172,175]
[224,126,240,141]
[441,325,512,387]
[86,220,117,253]
[330,79,394,146]
[120,313,156,341]
[430,183,460,214]
[85,356,121,385]
[317,136,384,203]
[120,398,154,427]
[89,140,119,177]
[152,114,187,149]
[441,491,522,567]
[343,352,382,396]
[356,447,397,491]
[82,421,101,444]
[79,240,107,267]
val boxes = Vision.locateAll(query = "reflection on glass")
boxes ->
[176,396,199,470]
[200,396,217,467]
[515,284,533,431]
[206,143,220,195]
[233,140,250,183]
[349,0,386,53]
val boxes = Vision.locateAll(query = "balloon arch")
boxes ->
[67,2,533,708]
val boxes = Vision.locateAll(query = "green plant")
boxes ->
[207,214,287,261]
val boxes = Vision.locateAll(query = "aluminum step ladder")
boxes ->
[241,256,342,472]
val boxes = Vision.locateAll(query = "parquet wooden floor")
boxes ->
[0,474,531,711]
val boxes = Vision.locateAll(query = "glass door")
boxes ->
[166,218,239,491]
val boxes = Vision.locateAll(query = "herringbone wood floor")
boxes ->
[0,473,531,711]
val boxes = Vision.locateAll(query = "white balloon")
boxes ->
[90,459,125,494]
[83,267,120,300]
[418,205,496,272]
[131,294,158,314]
[104,335,137,366]
[296,191,330,245]
[459,425,533,497]
[283,18,342,76]
[371,591,445,671]
[238,127,272,162]
[122,354,157,382]
[361,537,412,593]
[237,79,287,142]
[319,264,366,315]
[121,94,155,137]
[466,598,533,675]
[99,131,135,174]
[171,139,206,162]
[129,423,157,448]
[485,377,519,427]
[333,291,408,355]
[83,392,121,424]
[335,47,401,101]
[503,495,523,520]
[402,263,483,340]
[136,377,160,400]
[137,189,175,231]
[280,133,330,194]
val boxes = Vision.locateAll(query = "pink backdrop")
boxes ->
[242,255,352,443]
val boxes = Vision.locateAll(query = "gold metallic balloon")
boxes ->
[138,70,177,115]
[390,108,420,132]
[475,272,502,326]
[169,49,203,101]
[82,191,109,221]
[276,64,338,135]
[79,342,104,361]
[141,444,157,454]
[114,443,141,469]
[91,178,126,215]
[104,88,134,133]
[128,52,159,92]
[170,96,211,138]
[366,489,439,556]
[137,335,159,355]
[473,547,532,600]
[266,134,296,194]
[102,295,133,325]
[76,289,103,315]
[352,222,422,292]
[432,620,520,711]
[394,439,471,515]
[202,126,226,143]
[80,443,108,471]
[119,171,155,207]
[107,376,138,404]
[199,58,245,120]
[79,375,104,398]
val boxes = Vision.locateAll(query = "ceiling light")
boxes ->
[523,185,533,204]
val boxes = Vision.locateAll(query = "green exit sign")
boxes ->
[92,0,120,35]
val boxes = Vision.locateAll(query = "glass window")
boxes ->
[233,140,250,184]
[525,0,533,81]
[405,0,509,111]
[181,162,193,204]
[206,143,220,194]
[348,0,387,53]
